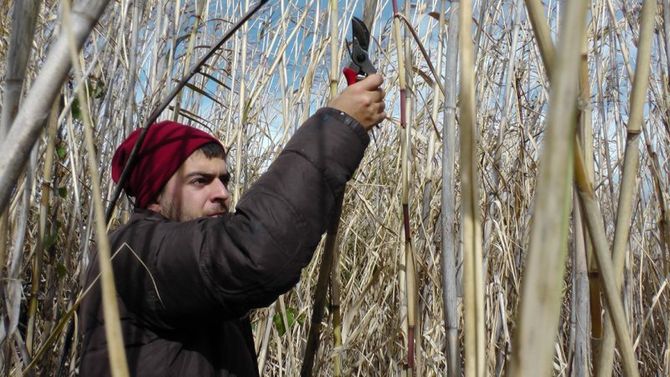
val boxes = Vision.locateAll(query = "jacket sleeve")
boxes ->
[113,107,369,328]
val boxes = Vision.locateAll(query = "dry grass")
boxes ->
[0,0,669,376]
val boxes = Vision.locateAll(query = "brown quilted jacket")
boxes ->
[78,108,369,376]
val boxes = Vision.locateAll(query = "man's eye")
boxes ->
[192,178,208,185]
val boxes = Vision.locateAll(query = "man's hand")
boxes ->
[329,74,386,131]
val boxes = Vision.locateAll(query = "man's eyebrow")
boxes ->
[185,171,231,182]
[185,172,215,179]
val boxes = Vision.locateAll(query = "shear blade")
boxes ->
[351,17,370,51]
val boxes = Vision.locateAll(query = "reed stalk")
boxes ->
[328,0,339,99]
[0,0,42,322]
[327,1,343,375]
[457,0,485,376]
[596,1,656,375]
[571,28,594,377]
[233,0,250,205]
[441,1,462,375]
[2,153,33,361]
[0,0,111,214]
[390,1,418,374]
[574,142,640,377]
[25,101,59,354]
[523,0,555,79]
[300,195,344,377]
[299,1,324,125]
[0,0,41,136]
[63,0,128,374]
[122,0,139,133]
[508,0,588,375]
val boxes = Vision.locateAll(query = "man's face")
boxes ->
[148,150,231,222]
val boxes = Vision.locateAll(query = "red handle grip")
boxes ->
[343,67,358,86]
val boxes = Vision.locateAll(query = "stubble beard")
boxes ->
[160,198,190,222]
[160,198,229,222]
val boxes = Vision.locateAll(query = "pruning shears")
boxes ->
[343,17,377,86]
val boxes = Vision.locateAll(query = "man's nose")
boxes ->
[211,178,230,202]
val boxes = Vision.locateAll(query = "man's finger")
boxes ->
[355,73,383,90]
[376,101,386,113]
[369,87,385,102]
[374,111,387,125]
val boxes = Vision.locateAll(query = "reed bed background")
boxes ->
[0,0,669,376]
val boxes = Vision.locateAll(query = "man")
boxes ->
[79,74,386,376]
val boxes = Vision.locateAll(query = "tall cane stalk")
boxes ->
[391,1,418,374]
[508,0,588,375]
[457,0,485,376]
[571,30,594,377]
[327,1,343,375]
[574,142,641,377]
[63,0,129,374]
[596,0,655,375]
[0,0,112,215]
[441,1,462,375]
[26,102,59,354]
[0,0,42,350]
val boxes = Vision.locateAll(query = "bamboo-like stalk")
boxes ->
[277,295,295,372]
[224,35,240,147]
[2,156,33,353]
[25,101,59,354]
[328,0,339,99]
[441,1,461,375]
[0,0,41,356]
[233,0,250,205]
[585,4,605,361]
[122,0,139,133]
[299,1,324,125]
[571,29,594,377]
[0,0,41,136]
[391,1,418,374]
[457,0,485,376]
[596,1,655,375]
[257,302,275,374]
[300,195,344,377]
[0,0,112,214]
[402,2,419,373]
[0,0,42,316]
[508,0,588,375]
[63,0,129,374]
[523,0,556,79]
[327,1,343,375]
[419,0,446,285]
[573,142,640,377]
[571,190,591,377]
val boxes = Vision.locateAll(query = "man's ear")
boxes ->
[147,194,162,213]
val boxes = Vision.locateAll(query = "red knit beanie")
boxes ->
[111,121,223,208]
